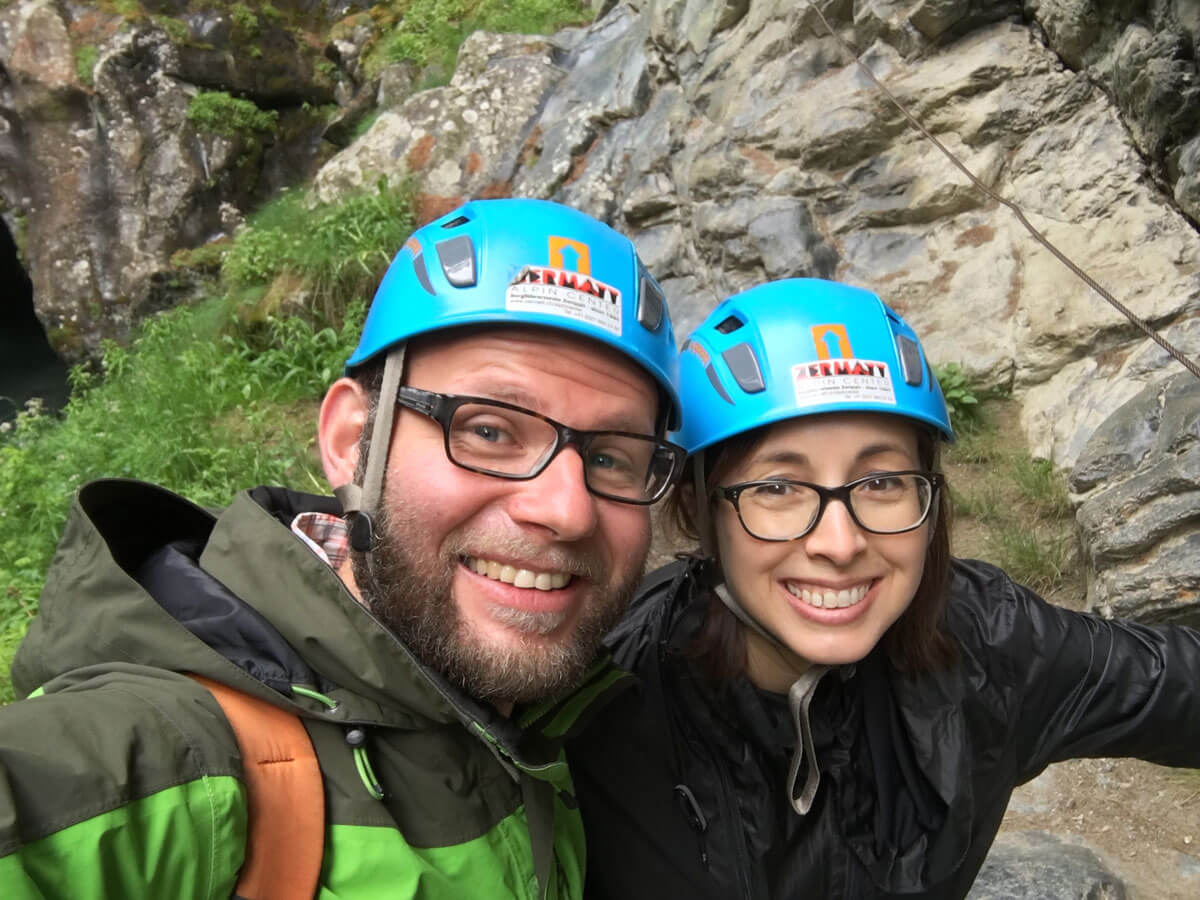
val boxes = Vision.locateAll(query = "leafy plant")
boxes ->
[933,362,983,434]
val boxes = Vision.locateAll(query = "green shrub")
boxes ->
[187,91,279,140]
[932,362,983,434]
[170,240,230,274]
[222,178,414,321]
[231,3,259,40]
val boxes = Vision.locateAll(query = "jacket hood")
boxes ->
[15,479,613,757]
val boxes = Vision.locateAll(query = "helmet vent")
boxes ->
[637,275,665,332]
[722,342,765,394]
[411,252,436,296]
[436,235,477,287]
[715,315,744,335]
[895,334,924,387]
[441,215,470,229]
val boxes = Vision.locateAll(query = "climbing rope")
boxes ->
[804,1,1200,380]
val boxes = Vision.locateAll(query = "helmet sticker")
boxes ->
[794,322,896,407]
[812,323,852,359]
[549,236,591,274]
[505,237,623,335]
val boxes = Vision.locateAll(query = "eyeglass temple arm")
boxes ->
[395,386,440,416]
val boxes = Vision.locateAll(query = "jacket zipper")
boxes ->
[711,743,756,900]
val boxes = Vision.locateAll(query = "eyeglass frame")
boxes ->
[393,385,686,505]
[713,470,944,541]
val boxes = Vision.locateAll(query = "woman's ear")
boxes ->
[318,378,369,489]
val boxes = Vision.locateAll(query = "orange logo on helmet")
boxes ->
[403,238,421,255]
[811,324,853,360]
[549,237,591,275]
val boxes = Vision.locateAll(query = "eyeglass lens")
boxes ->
[447,401,674,502]
[737,474,934,540]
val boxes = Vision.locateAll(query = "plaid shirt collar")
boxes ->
[291,511,350,571]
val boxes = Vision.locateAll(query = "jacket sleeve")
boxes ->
[0,667,247,899]
[953,560,1200,781]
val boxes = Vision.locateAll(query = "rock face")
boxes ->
[0,0,368,361]
[8,4,1200,616]
[1072,372,1200,624]
[316,0,1200,446]
[311,0,1200,626]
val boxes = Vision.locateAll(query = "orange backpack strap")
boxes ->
[190,674,325,900]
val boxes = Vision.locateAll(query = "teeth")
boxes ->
[787,583,868,610]
[465,557,571,591]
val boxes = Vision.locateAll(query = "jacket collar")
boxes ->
[17,478,626,774]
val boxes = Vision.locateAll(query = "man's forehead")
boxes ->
[408,324,661,428]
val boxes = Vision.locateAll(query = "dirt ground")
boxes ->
[1001,757,1200,898]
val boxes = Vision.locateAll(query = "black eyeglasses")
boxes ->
[395,386,685,505]
[715,470,943,541]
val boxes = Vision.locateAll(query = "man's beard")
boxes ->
[352,502,645,705]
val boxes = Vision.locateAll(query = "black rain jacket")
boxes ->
[569,556,1200,898]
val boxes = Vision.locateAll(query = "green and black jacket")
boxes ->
[0,479,629,899]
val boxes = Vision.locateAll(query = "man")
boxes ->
[0,199,683,898]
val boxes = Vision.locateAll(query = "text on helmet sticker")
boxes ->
[794,323,896,406]
[506,236,622,335]
[792,359,897,407]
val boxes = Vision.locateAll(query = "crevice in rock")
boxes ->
[0,220,69,424]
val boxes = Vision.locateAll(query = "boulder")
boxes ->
[1072,373,1200,624]
[966,830,1126,899]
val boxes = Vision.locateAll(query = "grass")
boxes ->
[75,45,99,87]
[945,399,1082,601]
[221,176,415,322]
[0,172,416,697]
[361,0,593,79]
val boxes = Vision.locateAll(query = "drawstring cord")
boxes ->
[291,684,385,801]
[786,666,830,815]
[348,733,384,800]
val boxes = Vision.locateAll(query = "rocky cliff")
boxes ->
[5,0,1200,619]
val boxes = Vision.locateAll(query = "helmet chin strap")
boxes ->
[334,344,407,554]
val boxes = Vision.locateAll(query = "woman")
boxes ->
[568,278,1200,899]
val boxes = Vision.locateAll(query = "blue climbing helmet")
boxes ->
[347,198,681,430]
[674,278,953,454]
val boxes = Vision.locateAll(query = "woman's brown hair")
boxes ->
[668,419,957,680]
